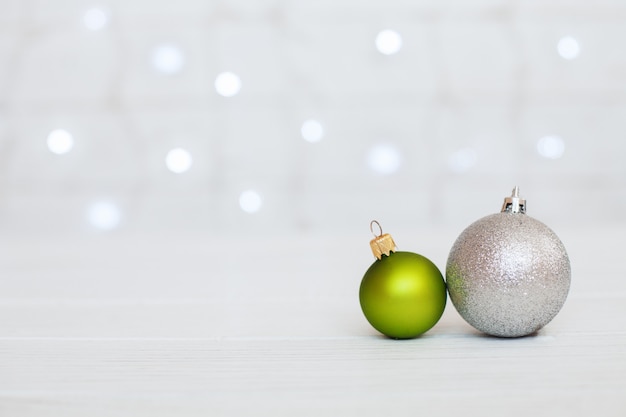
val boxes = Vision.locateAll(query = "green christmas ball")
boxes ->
[359,251,447,339]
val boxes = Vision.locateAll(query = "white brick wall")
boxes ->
[0,0,625,236]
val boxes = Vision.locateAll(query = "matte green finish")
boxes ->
[359,251,447,339]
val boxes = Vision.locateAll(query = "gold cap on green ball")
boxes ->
[369,220,396,260]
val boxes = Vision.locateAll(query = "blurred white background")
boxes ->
[1,0,625,240]
[2,3,626,416]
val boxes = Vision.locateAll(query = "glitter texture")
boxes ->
[446,212,571,337]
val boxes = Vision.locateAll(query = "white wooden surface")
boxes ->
[1,226,625,416]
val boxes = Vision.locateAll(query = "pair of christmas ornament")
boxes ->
[359,187,571,338]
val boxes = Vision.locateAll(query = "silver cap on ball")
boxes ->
[501,186,526,214]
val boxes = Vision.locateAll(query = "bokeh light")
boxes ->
[215,72,242,97]
[376,30,403,55]
[448,148,478,173]
[239,190,262,213]
[165,148,193,173]
[367,144,402,175]
[557,36,580,60]
[537,135,565,159]
[152,43,185,75]
[88,201,121,230]
[47,129,74,155]
[301,120,324,143]
[83,8,108,31]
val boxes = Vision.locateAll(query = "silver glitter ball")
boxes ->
[446,189,571,337]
